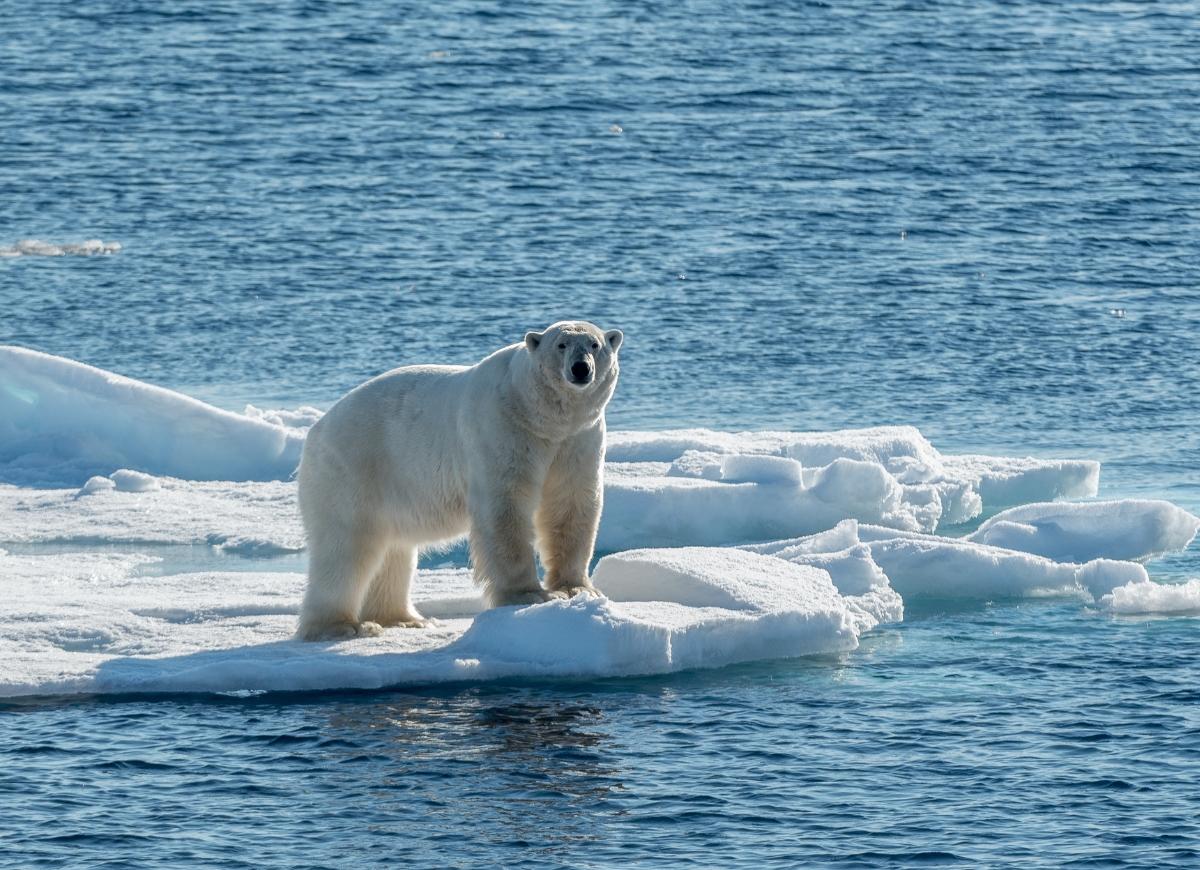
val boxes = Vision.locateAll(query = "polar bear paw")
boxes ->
[561,585,602,599]
[296,619,384,642]
[378,615,434,629]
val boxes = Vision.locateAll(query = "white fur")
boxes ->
[295,320,622,641]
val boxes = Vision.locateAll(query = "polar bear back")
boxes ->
[299,354,514,542]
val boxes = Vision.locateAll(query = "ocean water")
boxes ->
[3,1,1200,867]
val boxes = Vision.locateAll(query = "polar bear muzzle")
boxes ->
[569,359,594,385]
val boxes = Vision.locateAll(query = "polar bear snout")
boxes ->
[569,359,594,385]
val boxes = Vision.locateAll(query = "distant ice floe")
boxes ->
[0,239,121,257]
[0,345,1198,698]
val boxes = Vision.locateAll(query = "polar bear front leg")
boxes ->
[469,482,558,607]
[536,429,604,598]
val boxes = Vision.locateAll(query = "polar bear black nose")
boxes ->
[571,361,592,382]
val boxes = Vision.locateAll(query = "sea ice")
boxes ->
[2,347,1106,552]
[750,519,1159,601]
[0,346,304,485]
[2,345,1196,699]
[0,238,121,257]
[1100,578,1200,615]
[968,500,1200,563]
[0,547,869,697]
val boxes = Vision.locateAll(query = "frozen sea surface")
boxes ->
[4,0,1200,867]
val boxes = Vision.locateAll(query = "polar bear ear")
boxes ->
[605,329,624,351]
[524,331,543,351]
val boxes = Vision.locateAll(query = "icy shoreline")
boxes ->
[1,345,1197,698]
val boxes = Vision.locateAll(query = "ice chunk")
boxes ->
[941,454,1099,510]
[968,500,1200,563]
[593,545,901,633]
[0,238,121,257]
[77,475,115,496]
[592,547,840,611]
[0,345,304,485]
[744,519,862,557]
[1100,579,1200,615]
[757,522,1154,603]
[111,469,160,493]
[1075,559,1150,597]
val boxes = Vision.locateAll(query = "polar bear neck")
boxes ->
[505,346,616,442]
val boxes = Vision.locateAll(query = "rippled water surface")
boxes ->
[3,0,1200,867]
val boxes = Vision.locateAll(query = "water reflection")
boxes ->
[321,688,624,852]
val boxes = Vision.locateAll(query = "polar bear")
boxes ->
[295,320,623,641]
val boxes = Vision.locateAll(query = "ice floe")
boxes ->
[0,548,869,697]
[1,345,1197,698]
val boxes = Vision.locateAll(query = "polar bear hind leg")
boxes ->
[360,544,428,628]
[296,524,388,641]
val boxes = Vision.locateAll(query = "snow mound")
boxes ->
[0,346,305,485]
[0,548,873,698]
[111,469,160,493]
[1100,579,1200,615]
[968,500,1200,563]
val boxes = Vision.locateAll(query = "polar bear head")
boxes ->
[524,320,623,396]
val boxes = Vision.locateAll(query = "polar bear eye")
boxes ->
[557,342,567,350]
[591,341,600,350]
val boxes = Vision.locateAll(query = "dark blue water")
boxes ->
[4,606,1199,869]
[3,1,1200,867]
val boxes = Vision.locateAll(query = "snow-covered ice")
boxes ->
[968,499,1200,563]
[0,479,304,555]
[1099,578,1200,615]
[0,346,304,485]
[749,519,1157,601]
[1,346,1197,698]
[0,547,870,697]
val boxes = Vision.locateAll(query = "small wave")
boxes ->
[1,239,121,257]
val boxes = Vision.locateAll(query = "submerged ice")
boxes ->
[1,347,1197,698]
